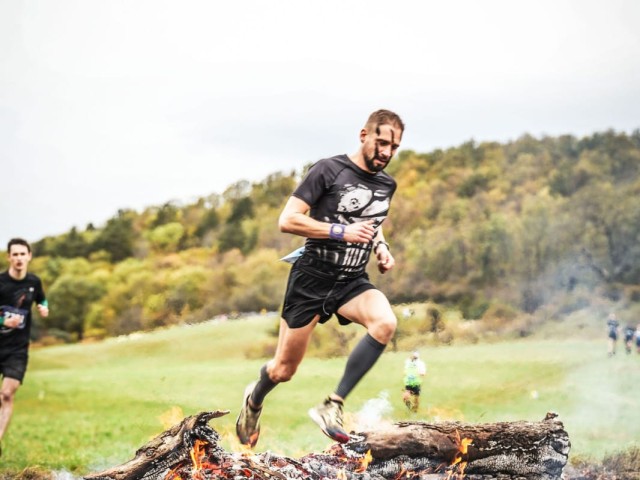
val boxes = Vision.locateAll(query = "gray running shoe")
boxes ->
[308,397,350,443]
[236,382,262,448]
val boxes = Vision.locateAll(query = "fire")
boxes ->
[228,428,260,454]
[190,439,207,472]
[446,430,473,480]
[159,406,185,430]
[336,468,348,480]
[392,466,408,479]
[354,449,373,473]
[164,465,183,480]
[166,438,226,480]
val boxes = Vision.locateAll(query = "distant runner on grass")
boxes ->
[236,109,405,447]
[606,312,619,357]
[402,351,427,413]
[0,238,49,457]
[623,324,635,355]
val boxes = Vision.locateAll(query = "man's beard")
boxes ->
[364,149,387,173]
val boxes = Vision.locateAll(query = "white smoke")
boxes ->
[355,390,394,431]
[53,471,81,480]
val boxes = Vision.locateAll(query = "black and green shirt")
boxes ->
[0,271,46,352]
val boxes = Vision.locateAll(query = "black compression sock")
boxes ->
[335,333,386,400]
[250,364,278,407]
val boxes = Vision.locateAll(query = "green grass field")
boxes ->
[2,314,639,476]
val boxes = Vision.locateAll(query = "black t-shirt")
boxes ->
[0,271,46,352]
[624,326,635,339]
[293,154,397,277]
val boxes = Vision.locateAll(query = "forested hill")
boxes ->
[4,129,640,341]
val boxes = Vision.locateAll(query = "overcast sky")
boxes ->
[2,0,639,249]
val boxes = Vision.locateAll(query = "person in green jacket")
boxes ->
[402,351,426,413]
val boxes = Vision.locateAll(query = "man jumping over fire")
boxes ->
[236,109,404,447]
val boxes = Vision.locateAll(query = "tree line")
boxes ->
[3,129,639,342]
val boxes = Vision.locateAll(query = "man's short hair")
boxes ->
[7,238,31,254]
[365,109,405,133]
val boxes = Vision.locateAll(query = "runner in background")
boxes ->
[402,351,426,413]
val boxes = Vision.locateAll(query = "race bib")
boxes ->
[1,305,28,329]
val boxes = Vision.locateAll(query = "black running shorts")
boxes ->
[0,349,29,383]
[405,385,421,395]
[281,261,376,329]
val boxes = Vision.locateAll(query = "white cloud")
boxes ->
[1,0,639,247]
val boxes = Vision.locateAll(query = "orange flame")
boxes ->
[164,465,183,480]
[354,449,373,473]
[457,460,468,478]
[392,466,407,479]
[235,431,260,454]
[447,430,473,480]
[336,468,348,480]
[159,406,185,430]
[190,439,207,472]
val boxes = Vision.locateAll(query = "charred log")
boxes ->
[84,411,570,480]
[344,411,570,479]
[83,410,229,480]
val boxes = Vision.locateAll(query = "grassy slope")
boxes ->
[2,314,639,474]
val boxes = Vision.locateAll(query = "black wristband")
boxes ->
[373,240,390,254]
[329,223,346,241]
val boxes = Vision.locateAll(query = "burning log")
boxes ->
[83,410,230,480]
[84,411,570,480]
[343,411,570,479]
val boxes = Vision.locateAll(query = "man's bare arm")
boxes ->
[373,228,395,273]
[278,196,376,244]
